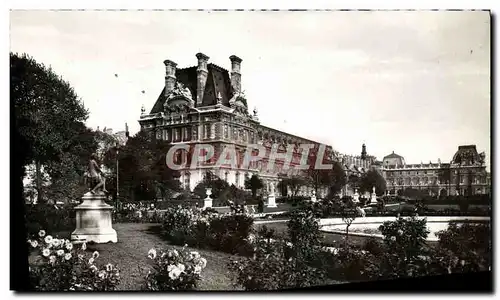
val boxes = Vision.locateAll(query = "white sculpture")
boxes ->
[353,189,360,203]
[267,182,277,208]
[370,187,377,204]
[310,190,317,203]
[203,188,213,208]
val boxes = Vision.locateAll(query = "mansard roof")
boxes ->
[150,63,233,114]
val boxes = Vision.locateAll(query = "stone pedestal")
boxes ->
[203,197,213,208]
[71,192,117,244]
[267,193,277,208]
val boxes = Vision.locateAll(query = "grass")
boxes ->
[49,223,242,291]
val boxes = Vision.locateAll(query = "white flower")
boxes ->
[66,243,73,251]
[49,255,56,264]
[52,239,61,247]
[90,265,98,272]
[31,240,38,248]
[38,230,46,237]
[194,265,202,274]
[247,234,256,243]
[148,248,157,260]
[190,251,200,260]
[56,249,65,256]
[168,268,182,280]
[81,242,87,251]
[397,229,404,235]
[98,270,106,279]
[199,257,207,269]
[390,236,397,241]
[176,263,185,273]
[106,263,113,272]
[65,253,72,260]
[42,249,50,257]
[92,251,99,259]
[44,235,53,244]
[89,257,95,265]
[171,249,179,257]
[77,254,84,260]
[167,264,175,272]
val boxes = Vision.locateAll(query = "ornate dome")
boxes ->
[382,151,405,166]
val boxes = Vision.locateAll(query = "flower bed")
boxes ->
[145,247,207,291]
[28,230,120,291]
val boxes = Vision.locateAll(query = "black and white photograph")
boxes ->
[9,5,493,293]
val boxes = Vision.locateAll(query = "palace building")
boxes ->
[380,145,490,197]
[138,53,339,197]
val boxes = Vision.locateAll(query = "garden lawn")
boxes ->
[50,223,242,291]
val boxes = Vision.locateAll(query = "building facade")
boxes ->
[138,53,336,197]
[380,145,490,197]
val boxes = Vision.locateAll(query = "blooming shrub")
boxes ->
[378,215,431,279]
[433,222,491,273]
[324,243,381,282]
[229,233,326,290]
[144,247,207,291]
[28,230,120,291]
[229,207,329,290]
[161,206,254,255]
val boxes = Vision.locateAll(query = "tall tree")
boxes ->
[244,174,264,198]
[359,169,387,196]
[305,145,346,196]
[11,52,88,203]
[103,131,181,202]
[279,175,308,197]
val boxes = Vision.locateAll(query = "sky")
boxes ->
[9,10,491,169]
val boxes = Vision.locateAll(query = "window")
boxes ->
[174,128,180,141]
[163,129,169,141]
[235,172,240,187]
[204,124,211,139]
[184,174,190,190]
[224,125,229,139]
[184,127,191,141]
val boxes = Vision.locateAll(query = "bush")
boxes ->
[28,230,120,291]
[434,222,491,272]
[208,213,254,255]
[144,247,207,291]
[161,206,254,255]
[25,204,76,237]
[229,234,326,290]
[327,243,380,282]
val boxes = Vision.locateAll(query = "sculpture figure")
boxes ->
[86,153,108,194]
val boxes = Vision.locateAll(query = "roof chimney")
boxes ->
[196,53,209,106]
[229,55,242,95]
[164,60,177,97]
